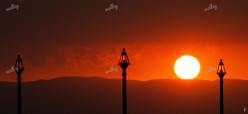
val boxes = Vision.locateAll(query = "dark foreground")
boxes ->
[0,77,247,114]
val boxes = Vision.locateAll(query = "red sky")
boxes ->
[1,0,248,81]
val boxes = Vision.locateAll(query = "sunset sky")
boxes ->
[1,0,248,81]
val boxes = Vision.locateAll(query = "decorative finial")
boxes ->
[123,48,125,52]
[17,55,21,60]
[220,59,222,62]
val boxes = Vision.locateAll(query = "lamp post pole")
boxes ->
[122,68,127,114]
[17,72,22,114]
[220,76,223,114]
[217,59,226,114]
[119,48,130,114]
[15,55,24,114]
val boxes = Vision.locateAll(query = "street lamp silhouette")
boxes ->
[217,59,226,114]
[15,55,24,114]
[119,48,130,114]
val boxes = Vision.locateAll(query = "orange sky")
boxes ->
[1,42,247,82]
[1,0,248,81]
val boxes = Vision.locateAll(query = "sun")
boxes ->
[174,55,200,79]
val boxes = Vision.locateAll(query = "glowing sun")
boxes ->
[174,55,200,79]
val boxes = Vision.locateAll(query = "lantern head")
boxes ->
[217,59,226,77]
[15,55,24,74]
[119,48,130,69]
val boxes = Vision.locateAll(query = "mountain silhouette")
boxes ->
[0,77,247,114]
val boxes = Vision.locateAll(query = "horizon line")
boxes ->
[1,76,247,83]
